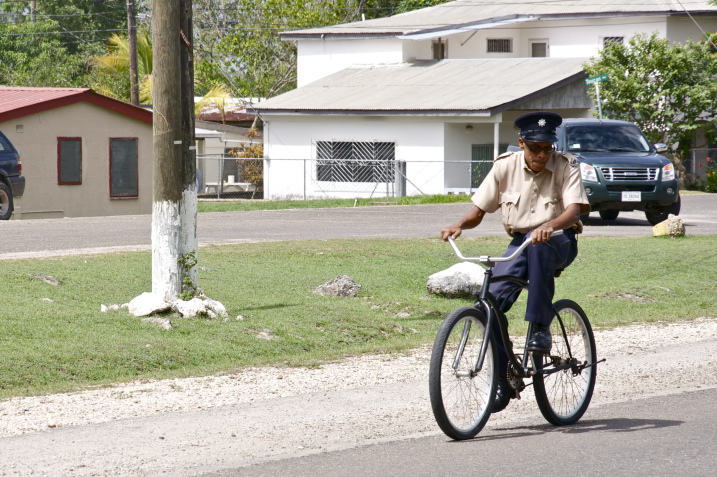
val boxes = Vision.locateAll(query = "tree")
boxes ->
[583,32,717,175]
[0,20,90,87]
[92,31,154,103]
[0,0,129,55]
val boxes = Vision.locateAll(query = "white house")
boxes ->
[253,0,717,200]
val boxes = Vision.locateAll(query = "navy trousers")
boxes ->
[488,230,578,374]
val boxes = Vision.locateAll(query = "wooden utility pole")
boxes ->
[179,0,198,289]
[151,0,197,301]
[30,1,36,23]
[127,0,140,106]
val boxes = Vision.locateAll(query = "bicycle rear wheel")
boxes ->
[533,299,597,425]
[429,306,498,440]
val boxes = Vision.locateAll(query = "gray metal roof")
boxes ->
[282,0,717,39]
[251,58,587,116]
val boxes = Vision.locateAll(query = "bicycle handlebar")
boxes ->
[447,230,564,264]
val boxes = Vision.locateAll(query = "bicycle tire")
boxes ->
[429,306,498,440]
[533,299,597,426]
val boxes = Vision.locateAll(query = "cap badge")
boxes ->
[538,118,547,127]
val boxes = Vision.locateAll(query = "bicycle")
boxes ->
[428,231,603,440]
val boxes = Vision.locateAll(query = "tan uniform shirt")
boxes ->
[472,150,590,236]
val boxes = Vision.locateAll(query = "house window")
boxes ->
[432,38,447,59]
[316,141,395,183]
[110,138,138,198]
[531,41,548,57]
[58,137,82,185]
[487,38,512,53]
[471,144,507,188]
[603,37,624,49]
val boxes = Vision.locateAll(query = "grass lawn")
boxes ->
[1,235,715,400]
[197,194,471,213]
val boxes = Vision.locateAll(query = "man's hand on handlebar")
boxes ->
[440,206,486,242]
[441,225,463,241]
[530,223,555,245]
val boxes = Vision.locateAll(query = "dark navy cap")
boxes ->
[514,111,562,143]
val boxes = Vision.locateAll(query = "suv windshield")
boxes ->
[565,124,651,153]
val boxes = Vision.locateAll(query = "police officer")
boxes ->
[440,111,590,413]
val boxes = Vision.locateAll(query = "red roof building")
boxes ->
[0,87,154,219]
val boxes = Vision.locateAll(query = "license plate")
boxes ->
[622,191,641,202]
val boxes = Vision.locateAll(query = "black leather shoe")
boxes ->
[526,324,552,354]
[492,374,512,413]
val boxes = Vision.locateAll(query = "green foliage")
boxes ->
[0,20,94,87]
[91,30,154,102]
[700,163,717,192]
[193,0,362,98]
[0,0,129,55]
[583,32,717,164]
[178,250,201,300]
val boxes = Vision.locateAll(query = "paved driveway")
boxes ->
[1,193,715,259]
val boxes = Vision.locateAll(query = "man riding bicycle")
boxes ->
[440,111,590,413]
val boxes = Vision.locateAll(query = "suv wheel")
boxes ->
[599,209,619,221]
[645,195,681,225]
[0,182,13,220]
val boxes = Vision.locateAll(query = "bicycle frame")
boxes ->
[447,233,571,379]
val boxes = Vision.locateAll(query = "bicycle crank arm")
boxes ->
[538,358,606,377]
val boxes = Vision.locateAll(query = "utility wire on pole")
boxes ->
[127,0,140,106]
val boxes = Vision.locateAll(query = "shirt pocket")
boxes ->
[540,195,562,221]
[499,191,521,228]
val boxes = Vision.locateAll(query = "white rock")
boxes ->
[202,296,228,317]
[172,298,207,318]
[128,292,171,317]
[427,262,485,298]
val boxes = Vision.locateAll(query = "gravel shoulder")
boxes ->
[1,317,716,476]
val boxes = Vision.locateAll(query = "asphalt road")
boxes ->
[212,388,717,477]
[1,193,715,259]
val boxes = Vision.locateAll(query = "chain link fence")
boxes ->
[688,147,716,186]
[196,155,494,200]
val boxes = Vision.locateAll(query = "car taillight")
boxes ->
[18,158,21,173]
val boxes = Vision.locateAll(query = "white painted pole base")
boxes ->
[151,186,199,303]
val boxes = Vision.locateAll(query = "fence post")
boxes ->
[303,158,307,201]
[395,160,407,197]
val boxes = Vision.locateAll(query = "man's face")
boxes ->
[519,138,554,172]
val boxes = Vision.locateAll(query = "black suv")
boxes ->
[0,129,25,220]
[555,118,680,225]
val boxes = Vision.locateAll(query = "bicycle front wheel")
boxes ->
[429,306,498,440]
[533,299,597,426]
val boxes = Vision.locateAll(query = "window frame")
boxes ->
[109,137,139,199]
[602,36,624,49]
[487,38,513,53]
[57,137,83,185]
[530,39,549,57]
[315,140,395,183]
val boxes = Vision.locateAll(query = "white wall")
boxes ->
[262,116,446,199]
[666,16,717,43]
[297,39,404,87]
[299,14,701,75]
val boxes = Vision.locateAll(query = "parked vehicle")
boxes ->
[555,118,680,225]
[0,129,25,220]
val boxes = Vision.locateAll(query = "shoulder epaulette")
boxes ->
[494,151,515,161]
